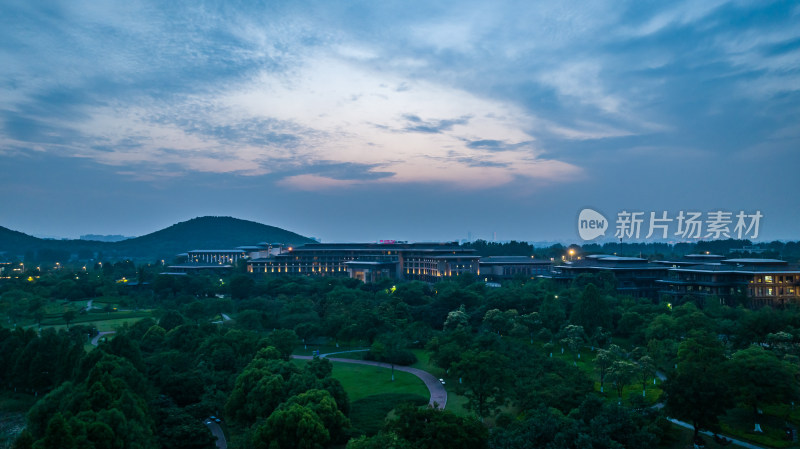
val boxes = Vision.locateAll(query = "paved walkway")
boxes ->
[292,354,447,409]
[205,420,227,449]
[667,419,767,449]
[90,331,115,346]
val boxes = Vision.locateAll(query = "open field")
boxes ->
[293,357,431,436]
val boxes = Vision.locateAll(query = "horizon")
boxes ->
[4,215,797,248]
[1,1,798,243]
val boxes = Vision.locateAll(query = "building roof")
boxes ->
[722,258,788,265]
[344,260,398,267]
[595,256,647,262]
[288,242,471,253]
[668,262,800,274]
[557,258,664,271]
[168,263,233,269]
[480,256,551,265]
[188,249,246,253]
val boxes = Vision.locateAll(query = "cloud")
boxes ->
[0,0,797,196]
[277,174,359,191]
[401,114,471,134]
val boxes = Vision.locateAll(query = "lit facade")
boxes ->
[246,242,480,283]
[187,249,247,264]
[657,258,800,306]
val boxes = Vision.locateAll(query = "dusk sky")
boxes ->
[1,1,798,243]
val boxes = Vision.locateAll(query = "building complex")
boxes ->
[168,241,799,306]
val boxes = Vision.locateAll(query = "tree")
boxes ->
[268,329,300,361]
[727,345,800,432]
[252,403,329,449]
[159,310,186,332]
[557,325,585,359]
[183,301,207,325]
[595,348,616,394]
[33,308,46,328]
[36,412,75,449]
[482,309,517,335]
[443,305,469,331]
[663,336,733,438]
[452,350,510,419]
[538,295,565,332]
[570,283,611,334]
[62,311,77,329]
[636,354,655,397]
[607,360,636,402]
[385,404,488,449]
[229,275,255,300]
[369,333,416,381]
[12,430,34,449]
[285,389,351,444]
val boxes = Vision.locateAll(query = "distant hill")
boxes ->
[80,234,132,242]
[0,216,315,262]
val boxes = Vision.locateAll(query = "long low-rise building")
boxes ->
[247,242,481,283]
[657,258,800,306]
[546,255,667,298]
[547,253,800,306]
[480,256,553,281]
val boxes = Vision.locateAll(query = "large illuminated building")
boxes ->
[656,258,800,306]
[247,242,480,283]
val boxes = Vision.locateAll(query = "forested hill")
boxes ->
[0,216,315,262]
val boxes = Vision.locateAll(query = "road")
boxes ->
[90,331,115,346]
[292,354,447,409]
[205,420,227,449]
[668,419,766,449]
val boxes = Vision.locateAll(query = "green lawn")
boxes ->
[28,314,152,332]
[659,424,737,449]
[408,349,445,376]
[292,358,431,435]
[719,407,796,448]
[329,362,429,402]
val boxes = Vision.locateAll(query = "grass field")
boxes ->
[25,314,153,333]
[719,407,796,448]
[329,362,429,402]
[293,357,431,436]
[659,425,734,449]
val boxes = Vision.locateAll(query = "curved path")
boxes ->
[292,355,447,409]
[204,420,227,449]
[90,331,115,346]
[668,419,766,449]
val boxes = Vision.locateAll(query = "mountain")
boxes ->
[0,216,315,261]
